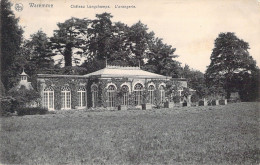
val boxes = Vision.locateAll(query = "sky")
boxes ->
[10,0,260,72]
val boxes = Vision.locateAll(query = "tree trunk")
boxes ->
[226,88,231,99]
[64,43,72,67]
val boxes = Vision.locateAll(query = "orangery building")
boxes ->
[36,65,189,110]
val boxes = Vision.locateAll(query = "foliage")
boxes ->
[50,17,91,67]
[25,30,55,73]
[80,13,181,78]
[16,107,48,116]
[207,85,226,100]
[205,32,258,100]
[1,0,23,90]
[88,13,114,61]
[8,86,40,107]
[237,68,259,101]
[165,80,181,102]
[0,96,18,114]
[17,30,56,88]
[42,77,88,110]
[172,95,181,103]
[128,21,155,66]
[181,87,191,98]
[182,65,208,98]
[144,38,181,77]
[0,81,6,96]
[81,58,106,74]
[191,93,199,103]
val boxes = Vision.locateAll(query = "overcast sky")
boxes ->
[11,0,260,72]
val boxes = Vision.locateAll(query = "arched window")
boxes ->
[134,83,143,105]
[159,85,165,103]
[148,85,155,104]
[43,86,54,110]
[121,85,129,106]
[61,86,71,109]
[107,85,116,107]
[91,85,98,107]
[78,86,86,107]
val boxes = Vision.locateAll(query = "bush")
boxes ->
[191,94,199,103]
[0,96,19,114]
[16,107,48,116]
[8,87,40,107]
[172,95,181,103]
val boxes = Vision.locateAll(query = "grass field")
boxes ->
[0,102,259,164]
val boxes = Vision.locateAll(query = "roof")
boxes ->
[20,70,27,76]
[84,65,172,79]
[37,74,85,78]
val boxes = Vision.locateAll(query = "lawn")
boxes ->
[0,102,259,164]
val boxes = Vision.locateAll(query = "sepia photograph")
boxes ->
[0,0,259,164]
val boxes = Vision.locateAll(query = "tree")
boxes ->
[205,32,258,100]
[81,13,182,78]
[24,30,55,74]
[1,0,23,89]
[50,17,91,68]
[182,65,208,98]
[128,21,155,66]
[14,30,56,87]
[88,13,114,61]
[144,37,181,77]
[108,22,133,66]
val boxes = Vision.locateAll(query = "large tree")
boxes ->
[50,17,91,68]
[128,21,155,66]
[24,30,55,74]
[205,32,258,100]
[1,0,23,89]
[88,13,114,61]
[143,37,181,77]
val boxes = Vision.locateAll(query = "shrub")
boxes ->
[198,100,205,106]
[8,87,40,107]
[0,96,19,114]
[191,93,199,103]
[16,107,48,116]
[172,95,181,103]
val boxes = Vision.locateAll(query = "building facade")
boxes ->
[37,65,188,110]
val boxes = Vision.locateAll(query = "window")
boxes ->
[91,85,98,107]
[159,85,165,103]
[134,83,143,105]
[21,75,27,81]
[78,86,86,107]
[148,85,155,104]
[61,86,71,109]
[43,86,54,110]
[107,85,116,107]
[121,85,129,106]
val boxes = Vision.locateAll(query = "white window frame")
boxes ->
[134,83,143,105]
[107,85,116,107]
[148,85,155,104]
[61,86,71,110]
[159,85,166,103]
[77,86,86,107]
[121,85,129,106]
[43,86,54,110]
